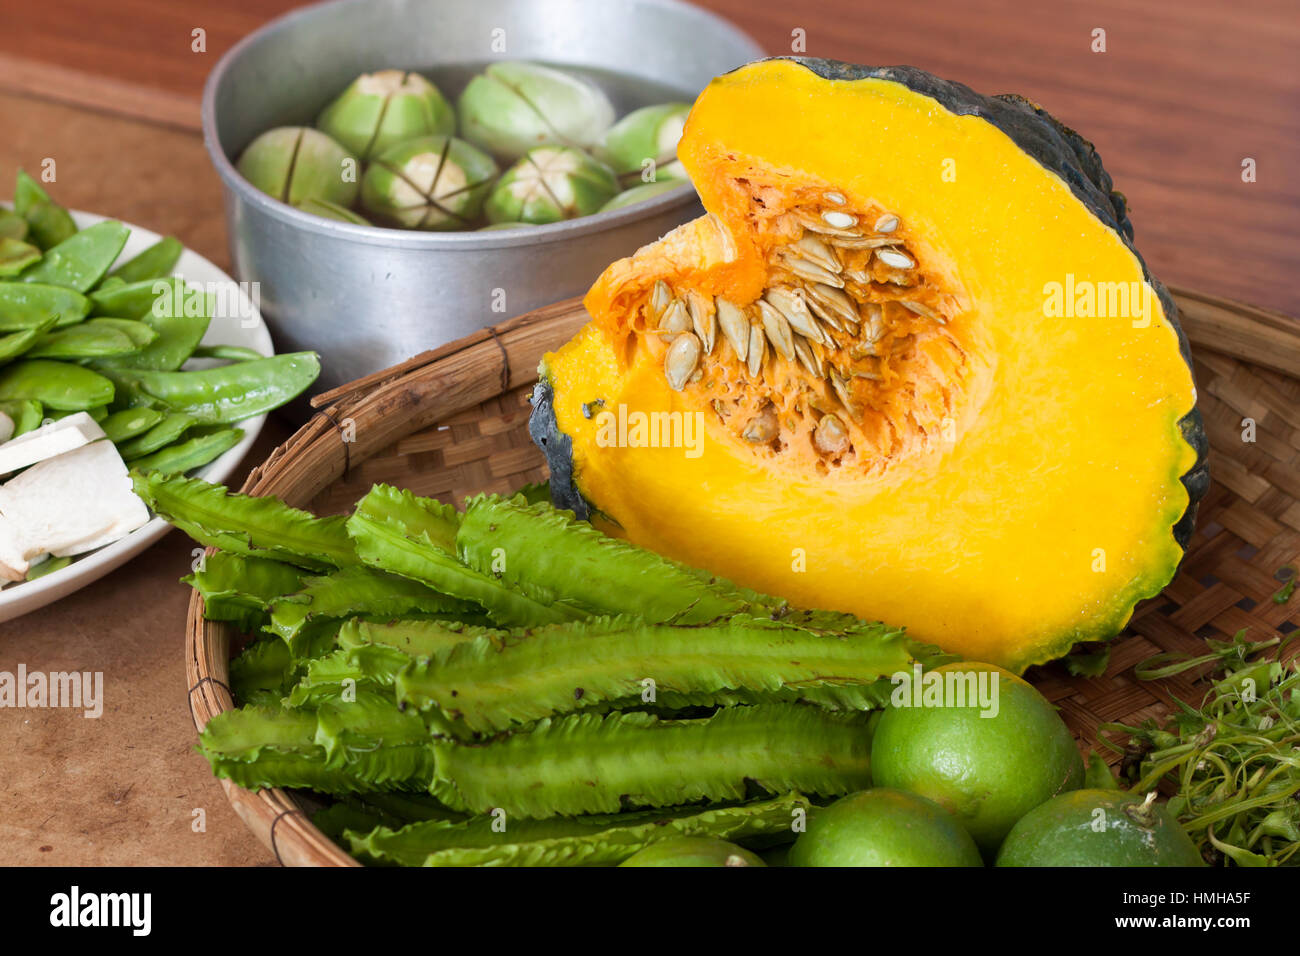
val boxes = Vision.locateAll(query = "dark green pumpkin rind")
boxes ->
[531,58,1208,608]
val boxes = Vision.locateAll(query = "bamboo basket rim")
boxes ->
[185,287,1300,867]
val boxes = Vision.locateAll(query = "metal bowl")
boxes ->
[202,0,762,396]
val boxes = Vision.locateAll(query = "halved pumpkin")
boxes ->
[531,58,1208,672]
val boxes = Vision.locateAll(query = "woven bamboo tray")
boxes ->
[185,289,1300,867]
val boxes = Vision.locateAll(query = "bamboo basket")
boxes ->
[185,289,1300,867]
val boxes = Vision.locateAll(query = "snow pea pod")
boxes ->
[90,276,187,320]
[0,237,41,277]
[26,556,72,581]
[131,425,243,475]
[47,403,108,423]
[102,351,320,424]
[86,318,157,348]
[0,317,57,362]
[108,236,182,283]
[0,359,115,410]
[0,283,92,330]
[25,201,78,251]
[13,170,50,217]
[0,209,28,241]
[19,221,129,291]
[94,294,209,371]
[0,399,42,437]
[116,412,195,459]
[99,405,164,443]
[191,344,264,363]
[26,321,143,360]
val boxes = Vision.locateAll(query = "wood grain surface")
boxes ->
[0,0,1295,867]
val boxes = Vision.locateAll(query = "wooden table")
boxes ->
[0,0,1295,867]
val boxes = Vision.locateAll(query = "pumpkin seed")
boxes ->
[823,191,847,206]
[821,210,857,230]
[742,403,778,443]
[765,287,826,345]
[814,413,849,456]
[791,236,841,272]
[900,299,943,323]
[874,213,900,233]
[828,369,862,421]
[794,337,825,378]
[877,247,915,270]
[658,297,690,336]
[746,322,766,378]
[757,300,796,360]
[805,283,859,329]
[664,333,701,391]
[781,251,843,288]
[687,291,717,353]
[650,279,672,320]
[794,211,860,238]
[831,236,904,251]
[717,298,749,362]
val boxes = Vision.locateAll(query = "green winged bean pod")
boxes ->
[347,791,813,867]
[345,484,578,627]
[455,493,752,623]
[265,563,479,647]
[183,551,306,632]
[199,697,431,795]
[395,614,916,734]
[131,472,358,570]
[430,704,874,819]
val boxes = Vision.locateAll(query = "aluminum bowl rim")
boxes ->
[200,0,759,251]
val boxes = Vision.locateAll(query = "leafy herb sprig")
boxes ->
[1100,629,1300,867]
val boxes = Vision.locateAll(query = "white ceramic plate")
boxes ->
[0,208,272,622]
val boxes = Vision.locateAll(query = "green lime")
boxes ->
[788,788,982,867]
[619,837,765,867]
[996,789,1205,867]
[870,662,1083,852]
